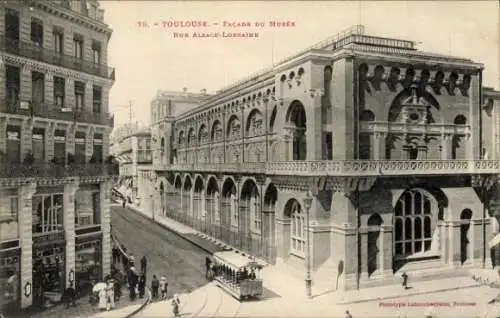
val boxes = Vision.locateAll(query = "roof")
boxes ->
[213,251,264,270]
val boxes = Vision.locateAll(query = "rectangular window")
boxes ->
[6,125,21,163]
[73,34,83,59]
[74,131,86,163]
[54,130,66,164]
[31,71,45,107]
[5,9,20,41]
[30,18,43,45]
[92,85,102,113]
[5,65,20,109]
[53,27,63,54]
[32,127,45,163]
[92,40,101,64]
[74,81,85,111]
[32,193,64,233]
[54,77,65,109]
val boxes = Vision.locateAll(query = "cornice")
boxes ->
[34,1,113,39]
[1,53,114,87]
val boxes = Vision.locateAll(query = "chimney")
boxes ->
[200,89,207,95]
[183,87,188,93]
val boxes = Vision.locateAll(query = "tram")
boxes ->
[212,251,264,301]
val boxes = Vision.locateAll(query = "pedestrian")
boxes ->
[160,276,168,300]
[345,310,353,318]
[140,256,147,276]
[401,272,409,289]
[138,274,146,299]
[205,256,211,279]
[114,277,122,302]
[151,275,159,299]
[122,199,126,208]
[62,284,77,308]
[171,294,180,316]
[106,279,115,311]
[129,254,135,267]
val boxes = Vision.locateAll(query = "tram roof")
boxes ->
[213,251,263,270]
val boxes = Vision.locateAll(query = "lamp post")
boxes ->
[303,190,313,299]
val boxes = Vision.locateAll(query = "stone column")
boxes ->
[342,224,359,291]
[205,195,213,235]
[359,229,368,281]
[63,180,79,288]
[371,132,386,160]
[20,65,31,103]
[448,220,461,267]
[18,182,37,309]
[441,134,453,159]
[200,192,206,232]
[44,72,54,109]
[192,193,200,230]
[100,180,112,277]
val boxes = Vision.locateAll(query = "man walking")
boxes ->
[140,256,147,277]
[205,257,211,279]
[151,275,159,299]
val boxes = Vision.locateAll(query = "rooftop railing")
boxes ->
[0,99,114,126]
[0,163,119,179]
[166,160,500,176]
[0,35,115,80]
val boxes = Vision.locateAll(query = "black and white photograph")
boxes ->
[0,1,499,317]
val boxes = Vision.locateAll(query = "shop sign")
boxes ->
[33,232,65,245]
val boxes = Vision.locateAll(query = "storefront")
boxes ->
[0,248,20,312]
[32,243,65,307]
[75,237,102,296]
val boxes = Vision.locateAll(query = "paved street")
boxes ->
[110,204,212,299]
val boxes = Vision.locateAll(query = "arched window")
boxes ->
[291,202,305,257]
[394,189,436,259]
[454,115,467,125]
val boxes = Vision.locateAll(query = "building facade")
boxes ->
[0,0,116,310]
[113,128,152,206]
[152,25,500,292]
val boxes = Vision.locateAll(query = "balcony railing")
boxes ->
[0,163,119,179]
[167,160,500,176]
[33,231,65,245]
[75,224,102,236]
[0,35,115,80]
[0,99,114,126]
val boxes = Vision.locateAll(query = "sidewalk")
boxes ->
[128,206,486,313]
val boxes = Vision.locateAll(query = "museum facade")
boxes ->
[151,25,500,291]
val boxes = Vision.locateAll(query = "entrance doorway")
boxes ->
[32,245,65,307]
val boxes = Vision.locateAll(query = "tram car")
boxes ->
[212,251,264,301]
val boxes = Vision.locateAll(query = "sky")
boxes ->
[99,0,500,127]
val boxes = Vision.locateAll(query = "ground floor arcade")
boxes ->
[0,178,112,310]
[152,172,499,291]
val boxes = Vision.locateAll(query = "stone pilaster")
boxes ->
[0,119,7,154]
[20,64,31,103]
[85,127,94,162]
[20,119,33,163]
[63,180,79,288]
[66,125,76,157]
[448,220,461,267]
[65,78,75,109]
[359,231,368,281]
[102,129,110,160]
[100,180,112,277]
[45,123,56,162]
[275,218,291,265]
[44,72,54,109]
[102,86,110,114]
[371,132,386,160]
[18,182,37,309]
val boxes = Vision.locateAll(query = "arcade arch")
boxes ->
[285,101,307,161]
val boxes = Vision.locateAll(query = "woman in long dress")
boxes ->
[98,288,107,310]
[106,281,115,310]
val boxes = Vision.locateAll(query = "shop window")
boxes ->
[32,194,64,233]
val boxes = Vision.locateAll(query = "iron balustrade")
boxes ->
[75,225,102,236]
[0,35,115,80]
[32,231,65,245]
[0,163,119,179]
[166,160,500,176]
[0,99,114,126]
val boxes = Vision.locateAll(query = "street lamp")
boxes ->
[303,190,313,299]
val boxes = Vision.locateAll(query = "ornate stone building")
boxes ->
[152,25,500,291]
[0,0,116,310]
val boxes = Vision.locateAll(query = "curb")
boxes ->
[336,282,483,305]
[126,206,216,256]
[111,234,153,318]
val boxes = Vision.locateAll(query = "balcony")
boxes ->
[0,100,114,126]
[32,231,65,245]
[137,151,152,163]
[75,224,102,236]
[0,163,119,179]
[167,160,500,176]
[0,35,115,80]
